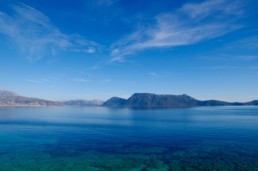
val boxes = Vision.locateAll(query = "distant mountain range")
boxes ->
[0,90,61,107]
[103,93,258,108]
[1,90,257,108]
[0,90,103,107]
[62,100,103,106]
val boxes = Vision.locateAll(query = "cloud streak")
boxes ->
[26,79,49,83]
[0,3,99,61]
[148,72,158,77]
[111,0,244,61]
[73,78,91,83]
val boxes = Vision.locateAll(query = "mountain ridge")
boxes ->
[0,90,62,107]
[0,90,103,107]
[62,100,103,106]
[103,93,256,108]
[1,90,257,108]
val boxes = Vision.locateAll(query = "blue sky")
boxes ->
[0,0,258,101]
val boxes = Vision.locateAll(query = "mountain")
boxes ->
[0,90,18,97]
[126,93,200,108]
[1,90,257,108]
[246,100,258,105]
[0,90,62,107]
[62,100,103,106]
[0,90,103,107]
[102,97,127,107]
[198,100,231,106]
[103,93,256,108]
[103,93,200,108]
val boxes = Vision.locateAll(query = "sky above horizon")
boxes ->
[0,0,258,101]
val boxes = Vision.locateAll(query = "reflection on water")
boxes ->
[0,106,258,170]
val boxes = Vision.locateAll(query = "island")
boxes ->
[103,93,258,108]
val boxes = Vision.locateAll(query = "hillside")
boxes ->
[0,90,61,107]
[103,93,253,108]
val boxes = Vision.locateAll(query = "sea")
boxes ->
[0,106,258,170]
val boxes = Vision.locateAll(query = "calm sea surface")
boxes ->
[0,106,258,170]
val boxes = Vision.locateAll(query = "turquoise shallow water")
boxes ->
[0,106,258,170]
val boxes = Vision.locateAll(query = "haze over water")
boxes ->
[1,106,258,170]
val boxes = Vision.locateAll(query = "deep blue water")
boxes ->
[0,106,258,170]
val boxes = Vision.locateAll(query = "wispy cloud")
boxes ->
[233,55,258,61]
[180,0,243,19]
[26,79,49,83]
[148,72,158,77]
[209,66,258,71]
[109,56,125,63]
[201,54,258,61]
[103,79,111,82]
[86,47,96,54]
[226,36,258,50]
[0,3,100,61]
[73,78,91,83]
[111,0,244,61]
